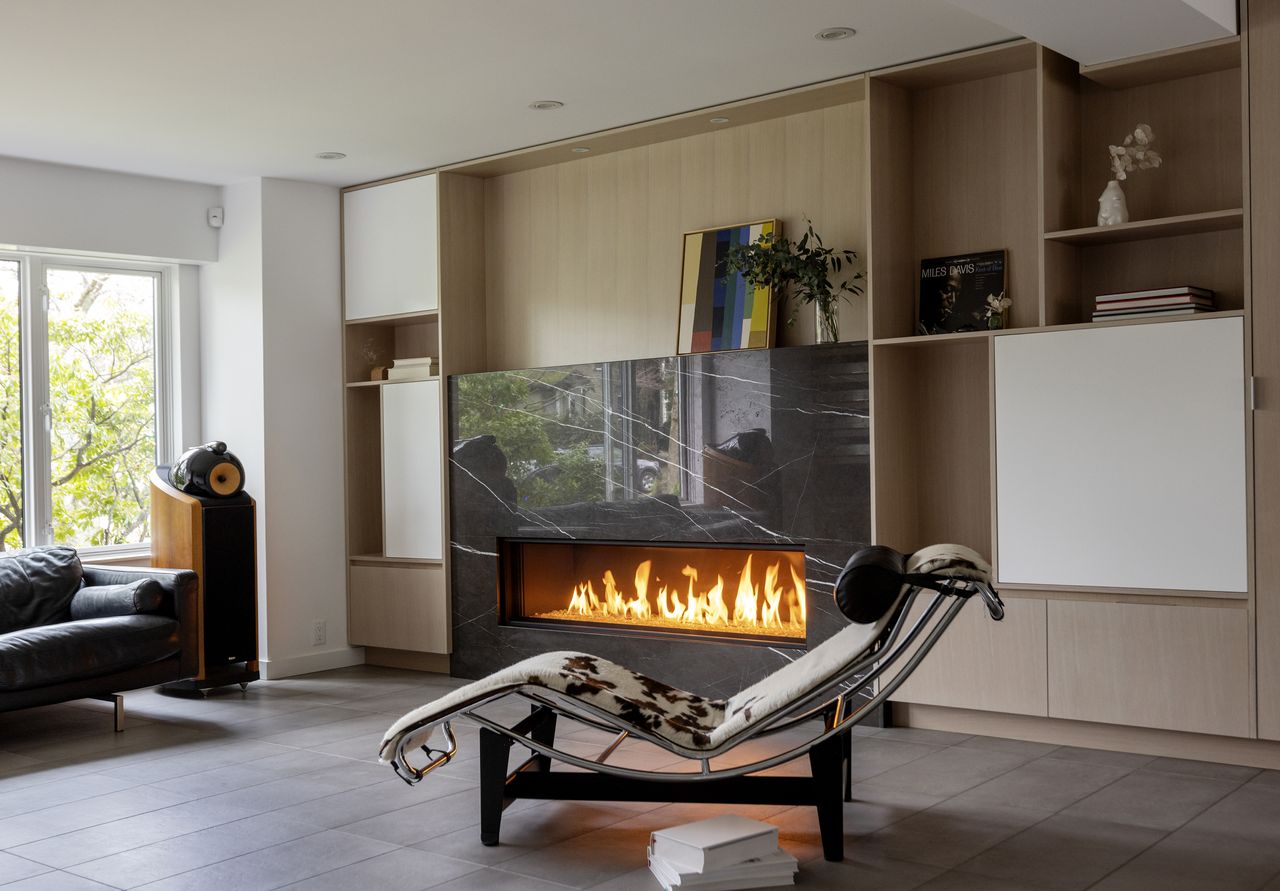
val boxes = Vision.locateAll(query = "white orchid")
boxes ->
[1109,124,1163,181]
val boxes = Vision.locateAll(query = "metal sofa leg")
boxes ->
[94,694,124,732]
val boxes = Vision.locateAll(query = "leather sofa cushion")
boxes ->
[0,615,179,691]
[71,579,165,620]
[0,546,83,634]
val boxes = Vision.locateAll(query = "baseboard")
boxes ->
[894,703,1280,770]
[259,646,366,679]
[363,647,450,673]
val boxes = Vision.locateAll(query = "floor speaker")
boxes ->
[150,468,259,692]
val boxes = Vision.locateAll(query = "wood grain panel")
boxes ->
[344,388,383,556]
[1252,0,1280,741]
[482,102,866,370]
[1047,599,1251,737]
[437,172,487,378]
[867,79,914,341]
[348,563,450,653]
[870,339,992,557]
[888,596,1047,716]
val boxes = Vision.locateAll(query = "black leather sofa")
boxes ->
[0,546,198,729]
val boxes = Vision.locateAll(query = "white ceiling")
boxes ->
[0,1,1016,188]
[947,0,1234,66]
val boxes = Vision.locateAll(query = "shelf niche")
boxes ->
[1040,43,1244,327]
[868,41,1040,341]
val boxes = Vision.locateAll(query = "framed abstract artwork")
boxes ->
[677,219,779,354]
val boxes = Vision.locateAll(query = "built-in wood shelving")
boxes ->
[345,377,440,389]
[1044,209,1244,246]
[1080,35,1240,89]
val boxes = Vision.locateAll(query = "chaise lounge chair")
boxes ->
[380,543,1003,862]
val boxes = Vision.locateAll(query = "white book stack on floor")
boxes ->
[387,355,435,381]
[648,815,798,890]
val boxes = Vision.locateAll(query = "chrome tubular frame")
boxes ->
[387,580,998,786]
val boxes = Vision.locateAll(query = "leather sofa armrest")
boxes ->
[82,565,200,680]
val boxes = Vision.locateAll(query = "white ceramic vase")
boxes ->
[1097,180,1129,226]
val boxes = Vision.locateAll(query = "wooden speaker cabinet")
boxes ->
[150,469,259,692]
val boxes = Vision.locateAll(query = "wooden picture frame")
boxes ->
[677,220,780,354]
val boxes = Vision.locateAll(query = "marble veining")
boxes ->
[448,342,871,702]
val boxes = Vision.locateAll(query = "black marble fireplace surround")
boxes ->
[449,342,870,701]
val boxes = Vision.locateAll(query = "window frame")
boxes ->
[0,249,177,559]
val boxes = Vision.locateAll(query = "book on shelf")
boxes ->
[650,816,781,875]
[1095,295,1215,311]
[1092,306,1211,321]
[1094,286,1214,302]
[648,847,798,890]
[392,356,435,367]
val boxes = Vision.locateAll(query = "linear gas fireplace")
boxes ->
[499,539,806,646]
[449,341,871,701]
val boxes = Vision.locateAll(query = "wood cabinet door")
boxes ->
[1047,599,1250,737]
[994,317,1247,592]
[887,596,1048,716]
[349,563,449,653]
[343,174,439,320]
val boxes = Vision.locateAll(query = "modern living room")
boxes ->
[2,1,1279,889]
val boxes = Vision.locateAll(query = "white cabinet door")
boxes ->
[343,174,438,320]
[381,380,443,560]
[994,317,1247,592]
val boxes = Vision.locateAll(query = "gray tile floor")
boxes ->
[0,666,1277,890]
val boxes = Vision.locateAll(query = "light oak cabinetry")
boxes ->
[1252,0,1280,741]
[335,4,1280,760]
[888,596,1048,716]
[1047,599,1251,737]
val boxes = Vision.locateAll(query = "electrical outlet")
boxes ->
[312,620,327,647]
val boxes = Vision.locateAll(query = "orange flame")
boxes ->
[541,552,806,638]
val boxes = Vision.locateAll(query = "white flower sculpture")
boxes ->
[1109,124,1163,181]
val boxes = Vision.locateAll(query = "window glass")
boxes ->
[46,268,156,547]
[0,260,20,550]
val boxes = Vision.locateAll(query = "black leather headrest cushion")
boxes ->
[834,545,907,625]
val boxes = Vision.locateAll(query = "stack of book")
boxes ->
[387,356,435,381]
[1092,287,1215,322]
[648,815,798,890]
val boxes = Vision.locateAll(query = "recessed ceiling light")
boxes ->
[529,100,565,110]
[709,116,731,124]
[314,151,346,160]
[571,147,591,153]
[815,26,856,41]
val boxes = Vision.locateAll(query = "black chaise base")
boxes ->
[478,706,853,862]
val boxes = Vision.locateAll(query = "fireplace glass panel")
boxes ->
[500,539,806,645]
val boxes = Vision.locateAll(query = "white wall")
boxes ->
[200,177,359,679]
[0,155,218,262]
[260,178,352,675]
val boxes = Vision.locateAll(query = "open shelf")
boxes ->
[350,553,444,566]
[871,338,992,556]
[872,329,996,349]
[344,308,439,326]
[345,377,439,388]
[1044,208,1243,246]
[868,43,1039,340]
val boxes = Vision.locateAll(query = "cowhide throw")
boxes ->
[381,544,991,762]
